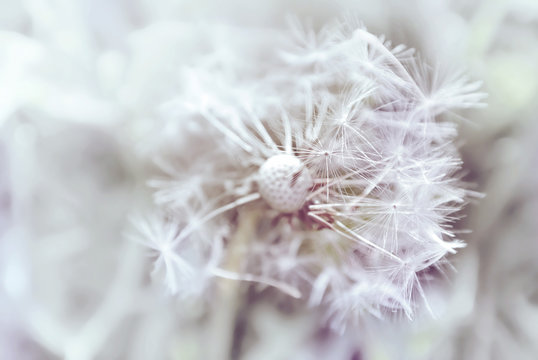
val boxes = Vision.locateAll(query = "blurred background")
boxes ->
[1,0,537,359]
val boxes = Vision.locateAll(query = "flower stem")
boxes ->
[205,208,260,360]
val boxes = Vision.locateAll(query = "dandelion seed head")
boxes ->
[133,18,485,331]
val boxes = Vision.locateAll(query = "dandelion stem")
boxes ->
[207,208,259,360]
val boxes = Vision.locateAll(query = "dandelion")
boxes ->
[134,19,485,331]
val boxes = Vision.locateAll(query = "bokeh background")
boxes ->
[1,0,537,359]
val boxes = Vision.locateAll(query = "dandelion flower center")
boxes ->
[258,154,313,213]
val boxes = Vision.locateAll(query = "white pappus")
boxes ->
[132,19,486,331]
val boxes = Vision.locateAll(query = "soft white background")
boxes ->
[1,0,537,359]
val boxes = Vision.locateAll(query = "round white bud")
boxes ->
[258,154,313,213]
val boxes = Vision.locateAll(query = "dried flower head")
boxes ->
[134,20,485,331]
